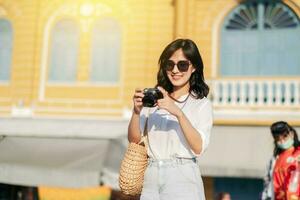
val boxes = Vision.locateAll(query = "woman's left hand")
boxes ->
[157,87,183,118]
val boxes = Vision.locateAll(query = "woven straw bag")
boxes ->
[119,119,149,196]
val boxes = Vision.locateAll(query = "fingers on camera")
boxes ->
[134,94,143,100]
[136,98,142,102]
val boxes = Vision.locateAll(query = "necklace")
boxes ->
[169,93,190,103]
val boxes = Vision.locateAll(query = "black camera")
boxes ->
[142,88,163,107]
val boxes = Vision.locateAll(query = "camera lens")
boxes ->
[142,88,163,107]
[142,95,156,107]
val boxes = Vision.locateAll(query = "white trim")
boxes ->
[0,117,129,139]
[39,13,56,101]
[31,115,127,121]
[0,81,10,85]
[35,107,121,114]
[0,115,128,121]
[35,98,121,104]
[211,3,236,78]
[46,81,120,87]
[214,109,300,119]
[11,106,33,117]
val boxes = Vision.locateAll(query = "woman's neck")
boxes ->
[172,85,190,99]
[282,146,295,154]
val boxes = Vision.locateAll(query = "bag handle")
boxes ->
[138,117,148,145]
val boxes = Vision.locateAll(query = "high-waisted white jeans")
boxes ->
[140,158,206,200]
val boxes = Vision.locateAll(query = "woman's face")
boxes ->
[275,132,293,144]
[165,48,195,92]
[274,131,294,150]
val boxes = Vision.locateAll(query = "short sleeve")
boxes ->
[192,99,213,156]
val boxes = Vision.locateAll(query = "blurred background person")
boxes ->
[261,121,300,200]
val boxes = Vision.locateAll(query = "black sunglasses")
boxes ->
[163,60,191,72]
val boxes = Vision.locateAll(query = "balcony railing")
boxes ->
[209,78,300,108]
[208,78,300,122]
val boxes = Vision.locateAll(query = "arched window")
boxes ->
[48,19,79,82]
[90,18,121,83]
[0,19,13,81]
[220,1,300,76]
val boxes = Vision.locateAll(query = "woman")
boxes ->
[261,121,300,200]
[128,39,213,200]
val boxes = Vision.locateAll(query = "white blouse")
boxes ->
[139,94,213,159]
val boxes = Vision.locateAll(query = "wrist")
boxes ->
[175,109,184,119]
[133,108,141,115]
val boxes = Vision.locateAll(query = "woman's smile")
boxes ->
[170,73,182,80]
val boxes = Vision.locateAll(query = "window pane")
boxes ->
[49,19,79,81]
[0,19,13,81]
[90,18,121,83]
[220,2,300,76]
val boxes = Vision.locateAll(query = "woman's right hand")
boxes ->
[133,88,144,115]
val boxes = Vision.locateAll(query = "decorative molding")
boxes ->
[224,1,299,30]
[211,2,237,78]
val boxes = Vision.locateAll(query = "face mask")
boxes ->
[277,137,294,150]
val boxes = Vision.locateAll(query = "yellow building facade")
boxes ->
[0,0,299,124]
[0,0,174,118]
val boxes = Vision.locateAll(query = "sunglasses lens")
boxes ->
[164,60,190,72]
[177,61,190,72]
[164,60,175,71]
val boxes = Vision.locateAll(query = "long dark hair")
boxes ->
[270,121,300,156]
[156,39,209,99]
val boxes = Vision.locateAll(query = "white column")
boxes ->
[222,81,229,106]
[284,81,291,106]
[257,81,264,106]
[248,81,255,106]
[212,80,220,106]
[240,81,246,106]
[295,81,300,105]
[266,81,273,106]
[275,82,282,106]
[231,81,237,106]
